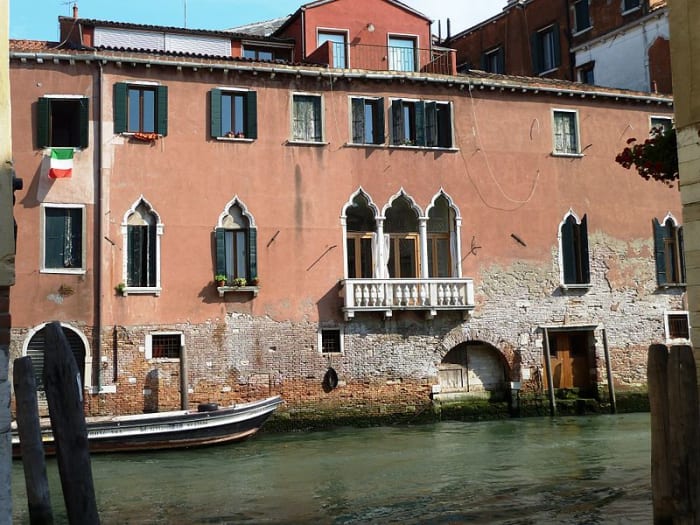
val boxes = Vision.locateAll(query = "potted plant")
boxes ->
[235,131,245,139]
[115,282,126,295]
[215,274,228,287]
[250,276,260,286]
[232,277,247,287]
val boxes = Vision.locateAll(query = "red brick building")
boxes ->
[8,0,681,420]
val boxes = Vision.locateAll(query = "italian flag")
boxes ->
[49,148,73,179]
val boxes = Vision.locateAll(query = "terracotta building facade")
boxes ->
[8,0,681,419]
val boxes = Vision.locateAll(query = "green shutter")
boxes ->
[147,225,157,287]
[424,101,436,147]
[37,97,50,149]
[579,215,590,284]
[552,23,561,68]
[127,225,144,287]
[156,85,168,136]
[653,218,668,285]
[45,209,65,268]
[210,88,222,138]
[391,99,402,145]
[530,32,542,74]
[497,48,505,73]
[247,228,258,279]
[70,208,83,268]
[480,52,487,71]
[415,101,426,147]
[374,98,385,145]
[113,83,128,134]
[215,228,227,277]
[351,98,364,143]
[561,216,576,284]
[679,226,686,283]
[245,91,258,139]
[78,97,89,149]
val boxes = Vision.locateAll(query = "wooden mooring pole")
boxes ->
[13,356,53,524]
[43,322,100,524]
[648,343,700,524]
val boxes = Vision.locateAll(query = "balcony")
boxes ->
[307,41,457,76]
[341,278,475,320]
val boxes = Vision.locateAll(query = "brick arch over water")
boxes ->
[437,326,517,380]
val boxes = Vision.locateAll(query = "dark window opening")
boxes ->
[321,330,342,354]
[668,314,690,340]
[44,207,82,269]
[574,1,591,33]
[351,97,385,145]
[152,334,181,359]
[391,99,452,148]
[531,24,561,74]
[561,214,590,285]
[481,47,504,73]
[37,97,89,149]
[654,218,685,286]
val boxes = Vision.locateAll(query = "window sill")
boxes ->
[666,338,691,345]
[572,26,592,37]
[40,268,86,275]
[345,142,386,149]
[551,152,584,158]
[218,285,259,298]
[121,287,162,297]
[621,6,641,15]
[90,385,117,394]
[286,140,328,147]
[560,283,592,291]
[659,283,686,289]
[388,144,459,152]
[215,137,255,143]
[538,67,559,77]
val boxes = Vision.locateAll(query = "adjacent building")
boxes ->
[7,0,682,419]
[446,0,671,94]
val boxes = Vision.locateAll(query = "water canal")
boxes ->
[12,413,652,524]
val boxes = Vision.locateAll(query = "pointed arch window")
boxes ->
[215,200,257,282]
[560,213,590,286]
[385,196,420,278]
[427,196,456,278]
[345,193,377,279]
[654,216,685,286]
[122,197,163,294]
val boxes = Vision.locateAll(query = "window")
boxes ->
[427,196,456,278]
[391,99,453,148]
[243,47,273,61]
[123,198,162,291]
[351,97,385,145]
[346,192,377,278]
[113,83,168,135]
[318,31,348,68]
[560,213,590,286]
[319,329,342,354]
[481,47,504,74]
[147,333,182,359]
[650,116,673,133]
[292,94,323,142]
[666,312,690,341]
[622,0,641,13]
[26,324,87,391]
[578,63,595,85]
[553,110,580,155]
[385,196,420,278]
[42,205,84,272]
[573,1,591,33]
[37,97,89,149]
[215,200,257,283]
[388,36,417,72]
[531,24,560,74]
[654,216,685,286]
[210,89,257,139]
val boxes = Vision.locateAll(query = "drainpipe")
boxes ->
[94,60,103,395]
[563,0,575,80]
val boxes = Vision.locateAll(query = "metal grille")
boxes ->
[152,334,181,359]
[668,314,690,340]
[321,330,341,354]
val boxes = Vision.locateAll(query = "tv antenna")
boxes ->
[184,0,187,27]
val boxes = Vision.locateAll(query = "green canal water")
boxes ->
[12,413,652,524]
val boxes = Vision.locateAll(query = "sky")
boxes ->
[10,1,507,42]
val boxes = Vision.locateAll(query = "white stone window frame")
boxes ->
[649,115,673,133]
[664,310,690,344]
[387,33,420,72]
[40,203,87,275]
[289,91,326,145]
[551,108,583,157]
[318,326,344,355]
[557,209,591,290]
[40,94,90,152]
[120,195,164,296]
[145,331,184,361]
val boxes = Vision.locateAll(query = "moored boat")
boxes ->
[12,395,283,457]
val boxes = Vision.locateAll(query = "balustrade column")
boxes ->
[419,217,429,279]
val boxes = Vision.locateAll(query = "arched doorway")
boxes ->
[24,324,88,392]
[437,341,508,398]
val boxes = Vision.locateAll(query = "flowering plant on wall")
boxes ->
[615,126,678,187]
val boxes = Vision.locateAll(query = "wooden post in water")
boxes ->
[602,329,616,414]
[43,322,100,525]
[180,343,188,410]
[13,356,54,524]
[542,327,556,416]
[648,344,700,524]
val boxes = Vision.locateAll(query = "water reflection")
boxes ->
[12,413,651,524]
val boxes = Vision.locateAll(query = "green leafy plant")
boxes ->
[232,277,247,287]
[115,282,126,295]
[615,126,678,187]
[215,274,227,285]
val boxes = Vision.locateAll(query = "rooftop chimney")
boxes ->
[72,3,78,19]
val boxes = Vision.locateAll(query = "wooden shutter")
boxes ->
[579,215,590,284]
[127,225,144,286]
[351,98,364,143]
[552,23,561,68]
[113,83,128,134]
[37,97,50,149]
[45,209,65,268]
[561,217,576,284]
[415,101,426,147]
[424,102,436,147]
[69,208,83,268]
[215,228,227,277]
[78,98,89,148]
[245,91,258,139]
[653,218,667,285]
[391,99,402,144]
[147,225,157,287]
[156,85,168,136]
[530,32,542,74]
[210,88,222,138]
[679,226,686,284]
[247,228,258,279]
[374,98,385,145]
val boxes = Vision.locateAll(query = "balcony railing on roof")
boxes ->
[308,41,456,76]
[341,278,475,320]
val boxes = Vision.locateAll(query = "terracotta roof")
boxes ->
[10,40,59,51]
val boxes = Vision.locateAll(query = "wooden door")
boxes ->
[546,332,591,389]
